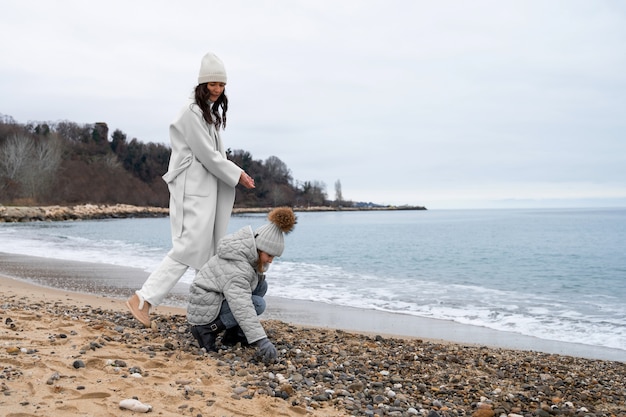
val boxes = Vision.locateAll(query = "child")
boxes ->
[187,207,296,362]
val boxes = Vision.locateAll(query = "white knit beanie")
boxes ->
[197,52,227,84]
[254,207,297,257]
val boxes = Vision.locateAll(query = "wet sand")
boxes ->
[1,252,624,363]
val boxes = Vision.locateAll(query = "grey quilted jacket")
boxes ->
[187,225,267,343]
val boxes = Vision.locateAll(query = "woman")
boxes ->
[127,52,255,327]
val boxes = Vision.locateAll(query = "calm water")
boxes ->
[1,208,625,354]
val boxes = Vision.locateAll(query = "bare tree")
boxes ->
[270,185,286,206]
[0,134,32,197]
[0,134,63,202]
[29,136,63,199]
[334,179,343,206]
[311,181,327,205]
[0,134,33,180]
[54,121,92,143]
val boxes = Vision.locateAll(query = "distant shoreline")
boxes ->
[0,203,426,222]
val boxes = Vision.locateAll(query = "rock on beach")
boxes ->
[1,286,625,417]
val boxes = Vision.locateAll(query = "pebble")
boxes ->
[5,347,20,355]
[119,398,152,412]
[233,386,247,395]
[2,298,625,417]
[46,372,60,385]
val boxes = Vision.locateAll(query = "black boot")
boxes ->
[221,325,249,347]
[191,318,226,352]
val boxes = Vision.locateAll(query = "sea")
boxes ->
[1,208,625,358]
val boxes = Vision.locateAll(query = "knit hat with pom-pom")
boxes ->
[254,207,297,257]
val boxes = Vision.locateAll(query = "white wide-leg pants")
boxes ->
[137,255,189,307]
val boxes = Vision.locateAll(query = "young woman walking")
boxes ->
[127,52,255,327]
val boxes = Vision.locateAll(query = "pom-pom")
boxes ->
[268,207,297,234]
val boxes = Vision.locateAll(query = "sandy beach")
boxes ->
[1,254,625,416]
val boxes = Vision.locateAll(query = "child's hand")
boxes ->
[256,338,277,362]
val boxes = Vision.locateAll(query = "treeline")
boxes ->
[0,114,335,208]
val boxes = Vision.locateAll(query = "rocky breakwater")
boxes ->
[0,204,169,222]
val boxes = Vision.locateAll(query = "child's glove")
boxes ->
[256,338,277,362]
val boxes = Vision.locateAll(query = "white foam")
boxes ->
[267,261,626,351]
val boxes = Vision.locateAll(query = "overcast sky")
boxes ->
[1,1,625,209]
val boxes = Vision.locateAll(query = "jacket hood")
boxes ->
[216,226,258,266]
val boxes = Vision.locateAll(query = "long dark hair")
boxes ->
[194,83,228,129]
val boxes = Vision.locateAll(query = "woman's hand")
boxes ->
[239,171,255,189]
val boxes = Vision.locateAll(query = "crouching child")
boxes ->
[187,207,296,362]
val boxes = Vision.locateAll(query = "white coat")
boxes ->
[162,99,242,270]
